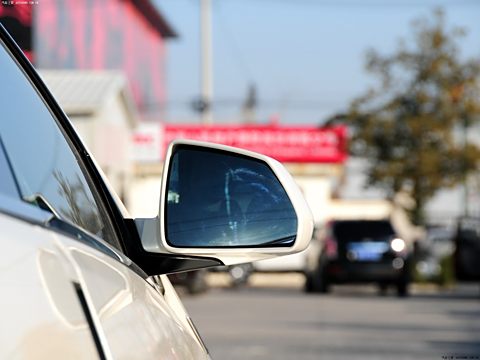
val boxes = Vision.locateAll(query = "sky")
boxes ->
[156,0,480,125]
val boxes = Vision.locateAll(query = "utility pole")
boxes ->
[242,83,257,124]
[200,0,213,124]
[462,115,469,218]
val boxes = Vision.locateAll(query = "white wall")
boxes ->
[328,199,392,220]
[127,175,162,218]
[70,94,134,204]
[294,176,330,224]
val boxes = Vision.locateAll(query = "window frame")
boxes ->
[0,25,133,255]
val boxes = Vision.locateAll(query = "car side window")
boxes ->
[0,137,21,198]
[0,41,121,250]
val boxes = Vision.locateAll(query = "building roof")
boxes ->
[132,0,177,38]
[39,70,138,127]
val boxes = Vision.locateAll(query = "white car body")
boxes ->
[0,24,313,359]
[253,248,310,272]
[0,211,208,359]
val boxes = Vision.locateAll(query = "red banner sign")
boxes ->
[133,124,347,163]
[162,124,347,163]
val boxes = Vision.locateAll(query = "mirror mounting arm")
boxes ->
[124,218,223,276]
[135,216,163,253]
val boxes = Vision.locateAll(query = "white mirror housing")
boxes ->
[136,140,314,266]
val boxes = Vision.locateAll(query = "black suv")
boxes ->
[306,219,411,296]
[454,217,480,282]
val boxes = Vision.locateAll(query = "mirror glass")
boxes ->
[165,145,298,248]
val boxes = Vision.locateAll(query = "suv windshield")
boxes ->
[0,39,120,249]
[333,220,395,243]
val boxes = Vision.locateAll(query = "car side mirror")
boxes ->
[136,140,313,266]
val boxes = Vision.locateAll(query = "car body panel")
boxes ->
[253,250,309,272]
[70,243,207,359]
[0,211,208,359]
[0,213,99,359]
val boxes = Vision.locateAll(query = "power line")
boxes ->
[215,1,254,83]
[145,98,346,110]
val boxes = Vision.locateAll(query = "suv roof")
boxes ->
[332,220,395,242]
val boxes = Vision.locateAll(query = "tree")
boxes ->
[341,9,480,225]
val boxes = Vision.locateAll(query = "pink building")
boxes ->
[1,0,176,116]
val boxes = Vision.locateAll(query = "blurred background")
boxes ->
[1,0,479,359]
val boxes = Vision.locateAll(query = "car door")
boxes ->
[0,208,101,359]
[67,237,207,359]
[0,25,207,359]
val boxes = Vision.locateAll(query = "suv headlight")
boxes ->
[391,238,406,252]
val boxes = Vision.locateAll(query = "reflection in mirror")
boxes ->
[165,146,298,248]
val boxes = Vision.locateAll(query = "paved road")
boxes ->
[182,275,480,360]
